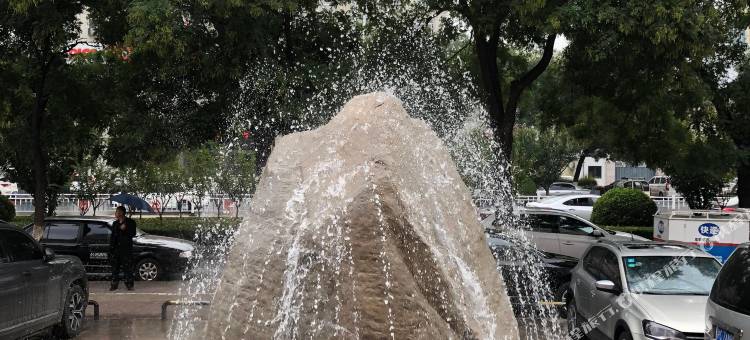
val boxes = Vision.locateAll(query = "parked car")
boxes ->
[485,229,578,306]
[0,222,89,339]
[706,243,749,340]
[600,178,650,195]
[24,217,195,281]
[526,194,600,221]
[536,182,591,196]
[519,208,650,258]
[648,176,675,197]
[567,240,721,340]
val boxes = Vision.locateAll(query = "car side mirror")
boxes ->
[591,230,605,237]
[43,247,55,261]
[595,280,621,294]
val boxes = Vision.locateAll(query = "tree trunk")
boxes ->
[474,31,508,157]
[738,160,750,208]
[573,153,587,181]
[31,98,48,240]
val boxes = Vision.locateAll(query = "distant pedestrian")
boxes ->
[110,206,137,290]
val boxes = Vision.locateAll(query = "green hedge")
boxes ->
[576,177,598,189]
[604,226,653,240]
[11,215,241,242]
[0,195,15,222]
[592,188,657,227]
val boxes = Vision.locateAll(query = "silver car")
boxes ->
[705,243,749,340]
[520,208,649,258]
[566,240,721,340]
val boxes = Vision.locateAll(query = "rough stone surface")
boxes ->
[202,92,519,339]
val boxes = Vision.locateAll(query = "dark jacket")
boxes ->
[110,217,137,254]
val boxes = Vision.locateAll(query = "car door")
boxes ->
[0,229,52,328]
[588,249,624,339]
[43,221,85,260]
[523,214,561,255]
[0,232,26,333]
[557,215,599,258]
[82,221,113,275]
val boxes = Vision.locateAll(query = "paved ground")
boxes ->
[76,280,208,339]
[73,280,565,339]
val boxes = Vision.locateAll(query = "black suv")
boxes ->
[24,217,195,281]
[0,222,89,339]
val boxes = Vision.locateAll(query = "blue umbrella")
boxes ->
[110,193,154,212]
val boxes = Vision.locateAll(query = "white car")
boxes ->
[526,194,600,220]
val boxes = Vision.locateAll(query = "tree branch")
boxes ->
[439,39,472,68]
[509,34,557,96]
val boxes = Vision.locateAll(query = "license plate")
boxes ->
[717,327,734,340]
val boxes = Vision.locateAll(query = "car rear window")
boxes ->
[710,247,750,315]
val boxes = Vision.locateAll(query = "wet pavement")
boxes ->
[75,281,209,340]
[70,280,564,339]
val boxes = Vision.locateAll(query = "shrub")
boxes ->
[576,176,598,189]
[0,195,15,222]
[592,188,657,227]
[514,173,538,196]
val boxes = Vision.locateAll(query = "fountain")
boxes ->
[188,92,519,339]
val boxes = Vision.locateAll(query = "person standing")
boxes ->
[110,206,137,290]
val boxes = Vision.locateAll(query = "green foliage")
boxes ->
[576,176,597,189]
[0,195,15,222]
[513,173,538,196]
[512,125,580,195]
[136,217,241,242]
[182,142,219,217]
[592,188,657,227]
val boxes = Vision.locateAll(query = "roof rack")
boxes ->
[597,239,700,251]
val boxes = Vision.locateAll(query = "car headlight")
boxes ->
[179,251,192,258]
[643,320,686,340]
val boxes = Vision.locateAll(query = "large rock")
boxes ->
[203,92,518,339]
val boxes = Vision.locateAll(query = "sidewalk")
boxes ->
[77,281,209,339]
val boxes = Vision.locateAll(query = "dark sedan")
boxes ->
[485,229,578,315]
[24,217,195,281]
[0,222,88,339]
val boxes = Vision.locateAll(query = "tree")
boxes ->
[0,0,115,238]
[141,161,183,220]
[512,125,580,195]
[715,57,750,208]
[183,143,218,217]
[426,0,565,160]
[72,157,117,216]
[216,147,257,218]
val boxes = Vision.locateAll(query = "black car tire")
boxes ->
[556,281,571,319]
[618,329,633,340]
[56,284,86,339]
[566,297,588,340]
[136,258,162,281]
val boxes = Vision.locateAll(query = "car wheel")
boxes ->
[136,258,162,281]
[556,281,571,319]
[56,284,86,338]
[566,297,587,340]
[618,329,633,340]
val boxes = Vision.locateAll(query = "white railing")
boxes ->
[7,193,246,217]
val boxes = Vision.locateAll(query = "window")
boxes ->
[563,197,595,207]
[83,223,111,243]
[522,214,559,233]
[0,229,42,262]
[559,216,595,235]
[583,247,607,279]
[601,250,622,286]
[588,166,602,179]
[711,247,750,315]
[44,222,80,243]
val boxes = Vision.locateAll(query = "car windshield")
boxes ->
[623,256,721,295]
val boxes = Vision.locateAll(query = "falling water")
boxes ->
[169,3,564,339]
